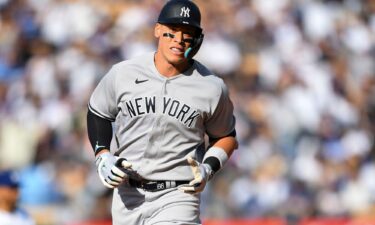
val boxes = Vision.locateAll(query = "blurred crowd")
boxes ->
[0,0,374,224]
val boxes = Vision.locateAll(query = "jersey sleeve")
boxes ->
[205,80,236,138]
[88,66,119,121]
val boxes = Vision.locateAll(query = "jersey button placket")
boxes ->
[152,79,169,153]
[143,79,167,159]
[154,79,169,148]
[162,79,169,95]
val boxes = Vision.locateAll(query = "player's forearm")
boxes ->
[210,136,238,158]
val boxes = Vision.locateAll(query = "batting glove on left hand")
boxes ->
[95,152,133,189]
[178,156,213,194]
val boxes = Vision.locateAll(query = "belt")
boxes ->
[128,178,190,192]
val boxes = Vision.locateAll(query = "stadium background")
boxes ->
[0,0,374,224]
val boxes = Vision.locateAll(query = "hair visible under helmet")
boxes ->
[157,0,204,59]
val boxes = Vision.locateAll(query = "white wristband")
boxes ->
[203,146,228,168]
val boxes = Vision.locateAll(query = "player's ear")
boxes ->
[155,23,162,38]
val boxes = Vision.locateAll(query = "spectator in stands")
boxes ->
[0,169,35,225]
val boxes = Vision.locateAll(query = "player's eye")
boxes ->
[163,33,194,44]
[183,37,194,44]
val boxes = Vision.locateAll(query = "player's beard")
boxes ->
[155,48,190,74]
[168,54,189,69]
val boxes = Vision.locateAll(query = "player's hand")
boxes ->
[95,152,133,189]
[178,156,213,194]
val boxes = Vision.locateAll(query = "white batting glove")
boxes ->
[178,156,213,194]
[95,152,133,189]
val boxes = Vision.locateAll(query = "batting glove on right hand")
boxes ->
[95,152,133,189]
[178,156,213,194]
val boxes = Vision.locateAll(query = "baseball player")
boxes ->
[87,0,238,224]
[0,170,35,225]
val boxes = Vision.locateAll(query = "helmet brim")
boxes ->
[158,18,202,33]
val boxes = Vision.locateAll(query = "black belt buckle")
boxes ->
[143,181,167,192]
[145,181,160,192]
[129,179,189,192]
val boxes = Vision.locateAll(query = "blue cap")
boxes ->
[0,170,20,188]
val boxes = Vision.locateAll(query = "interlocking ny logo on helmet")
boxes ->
[180,7,190,17]
[157,0,202,32]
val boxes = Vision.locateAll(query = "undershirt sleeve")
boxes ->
[87,109,113,155]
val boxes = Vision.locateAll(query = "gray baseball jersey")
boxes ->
[89,52,235,181]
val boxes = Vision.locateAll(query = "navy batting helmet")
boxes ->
[158,0,202,33]
[157,0,204,58]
